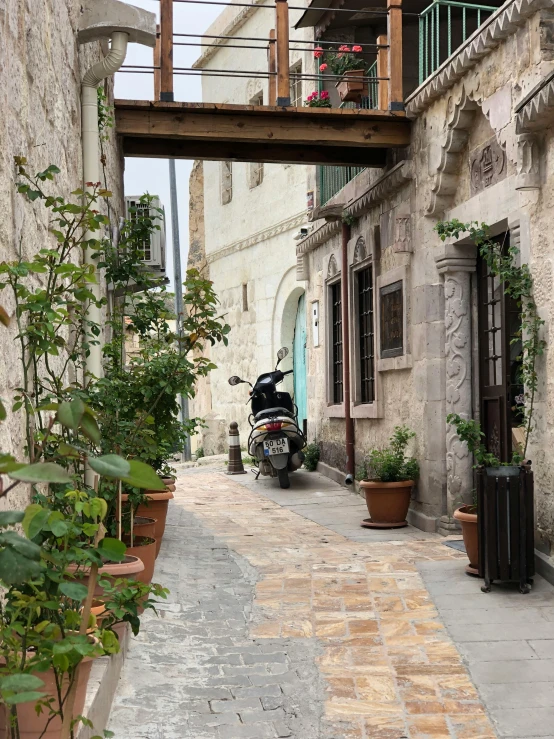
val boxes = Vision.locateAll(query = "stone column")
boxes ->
[435,249,476,534]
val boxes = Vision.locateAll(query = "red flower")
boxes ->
[313,46,323,58]
[352,45,363,52]
[338,45,351,52]
[319,63,328,71]
[320,90,330,98]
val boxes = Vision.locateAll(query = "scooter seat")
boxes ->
[254,407,295,421]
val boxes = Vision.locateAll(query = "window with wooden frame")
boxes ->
[290,61,302,107]
[356,264,375,403]
[380,280,403,358]
[221,161,233,205]
[330,280,343,404]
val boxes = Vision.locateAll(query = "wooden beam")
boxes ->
[154,24,161,101]
[160,0,173,102]
[387,0,403,111]
[115,102,411,149]
[377,35,389,112]
[275,0,290,106]
[268,29,277,106]
[121,136,388,167]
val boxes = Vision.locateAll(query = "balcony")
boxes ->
[317,0,500,204]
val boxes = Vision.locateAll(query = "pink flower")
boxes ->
[319,63,328,71]
[338,45,351,52]
[313,46,323,58]
[320,90,329,98]
[352,45,363,52]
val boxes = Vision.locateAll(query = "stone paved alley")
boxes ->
[109,470,554,738]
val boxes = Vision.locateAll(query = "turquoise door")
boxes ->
[293,293,308,431]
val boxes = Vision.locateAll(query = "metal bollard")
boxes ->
[227,421,247,475]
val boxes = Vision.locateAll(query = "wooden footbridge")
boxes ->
[115,0,410,167]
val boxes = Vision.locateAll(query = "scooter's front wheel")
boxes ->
[277,467,290,489]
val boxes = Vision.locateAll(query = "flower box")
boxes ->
[336,69,367,102]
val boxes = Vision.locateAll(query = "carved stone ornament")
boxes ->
[426,88,478,217]
[327,254,339,279]
[296,254,309,281]
[392,215,413,253]
[469,136,506,196]
[444,272,473,524]
[516,133,540,190]
[353,236,366,264]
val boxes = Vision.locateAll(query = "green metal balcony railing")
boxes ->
[419,0,497,84]
[319,62,378,205]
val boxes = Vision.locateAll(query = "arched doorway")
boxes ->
[293,293,307,435]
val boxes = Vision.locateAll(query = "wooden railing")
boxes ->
[153,0,404,111]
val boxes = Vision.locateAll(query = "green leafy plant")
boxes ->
[195,447,205,460]
[358,426,419,483]
[314,44,367,76]
[436,220,545,459]
[446,414,502,468]
[303,442,320,472]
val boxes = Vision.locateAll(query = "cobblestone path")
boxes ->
[110,472,496,738]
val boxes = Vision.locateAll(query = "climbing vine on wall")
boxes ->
[436,219,545,460]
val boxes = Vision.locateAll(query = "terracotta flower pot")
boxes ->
[453,505,479,575]
[336,69,367,102]
[133,515,157,539]
[123,536,157,585]
[0,640,96,739]
[67,555,145,597]
[161,476,176,492]
[90,602,128,643]
[359,479,413,528]
[127,490,174,557]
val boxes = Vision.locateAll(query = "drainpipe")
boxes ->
[341,220,355,485]
[82,32,129,380]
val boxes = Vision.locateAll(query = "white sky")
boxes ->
[114,1,222,288]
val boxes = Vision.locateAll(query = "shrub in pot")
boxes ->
[357,426,419,529]
[315,44,367,102]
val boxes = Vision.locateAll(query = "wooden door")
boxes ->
[477,232,523,463]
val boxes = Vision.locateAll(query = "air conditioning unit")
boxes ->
[124,195,166,274]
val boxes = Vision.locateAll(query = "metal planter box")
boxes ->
[477,465,535,593]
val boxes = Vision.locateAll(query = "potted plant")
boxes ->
[315,44,367,102]
[358,426,419,528]
[304,91,332,108]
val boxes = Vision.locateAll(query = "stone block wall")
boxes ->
[0,0,124,510]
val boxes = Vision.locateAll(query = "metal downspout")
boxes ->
[341,221,355,483]
[82,32,129,381]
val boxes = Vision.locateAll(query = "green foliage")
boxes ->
[320,44,367,76]
[195,446,205,459]
[97,86,114,142]
[358,426,419,483]
[303,442,320,472]
[436,219,545,458]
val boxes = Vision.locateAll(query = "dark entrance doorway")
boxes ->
[477,231,524,463]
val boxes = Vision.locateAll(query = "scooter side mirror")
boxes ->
[276,347,289,367]
[228,376,243,386]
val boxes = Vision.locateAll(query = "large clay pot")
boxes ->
[123,536,157,585]
[453,505,479,575]
[133,516,157,539]
[126,490,174,557]
[0,641,95,739]
[67,556,145,597]
[336,69,367,102]
[359,479,413,528]
[161,477,176,492]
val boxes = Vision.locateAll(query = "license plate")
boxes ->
[263,438,289,456]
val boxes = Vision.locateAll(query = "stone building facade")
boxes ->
[188,2,317,454]
[0,0,142,509]
[298,0,554,543]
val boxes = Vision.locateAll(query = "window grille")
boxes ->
[357,266,375,403]
[221,161,233,205]
[331,281,343,404]
[290,61,303,107]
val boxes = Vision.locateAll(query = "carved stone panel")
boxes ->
[469,137,506,196]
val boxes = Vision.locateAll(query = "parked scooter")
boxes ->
[228,347,306,489]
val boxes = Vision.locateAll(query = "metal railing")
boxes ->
[419,0,497,84]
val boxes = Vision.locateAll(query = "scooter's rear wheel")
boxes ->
[277,467,290,489]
